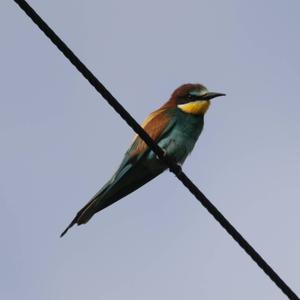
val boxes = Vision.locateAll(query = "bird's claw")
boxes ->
[156,149,167,160]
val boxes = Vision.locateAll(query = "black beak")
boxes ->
[201,92,226,100]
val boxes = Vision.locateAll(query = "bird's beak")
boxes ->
[201,92,226,100]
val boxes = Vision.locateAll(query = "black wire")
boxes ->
[13,1,299,299]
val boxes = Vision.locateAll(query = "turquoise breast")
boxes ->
[158,110,204,164]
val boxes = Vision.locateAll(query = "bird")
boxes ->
[60,83,225,237]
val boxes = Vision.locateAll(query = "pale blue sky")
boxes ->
[1,1,300,299]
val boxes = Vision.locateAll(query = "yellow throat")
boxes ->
[178,100,210,115]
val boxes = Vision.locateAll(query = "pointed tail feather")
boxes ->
[60,197,96,237]
[60,163,164,237]
[60,186,128,237]
[60,182,112,237]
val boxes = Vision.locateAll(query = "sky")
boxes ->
[1,1,300,299]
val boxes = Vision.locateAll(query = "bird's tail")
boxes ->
[60,198,95,237]
[60,183,111,238]
[60,161,163,237]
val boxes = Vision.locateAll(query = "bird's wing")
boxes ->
[60,108,176,237]
[128,107,176,158]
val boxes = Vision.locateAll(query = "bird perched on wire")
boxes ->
[61,83,225,237]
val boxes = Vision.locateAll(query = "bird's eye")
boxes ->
[187,94,193,100]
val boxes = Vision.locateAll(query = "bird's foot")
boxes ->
[156,149,167,160]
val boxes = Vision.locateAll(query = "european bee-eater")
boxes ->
[61,83,225,237]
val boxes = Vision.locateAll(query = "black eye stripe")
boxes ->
[177,94,199,105]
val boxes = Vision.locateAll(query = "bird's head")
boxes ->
[164,83,225,115]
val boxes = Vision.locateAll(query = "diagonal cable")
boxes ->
[12,1,299,299]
